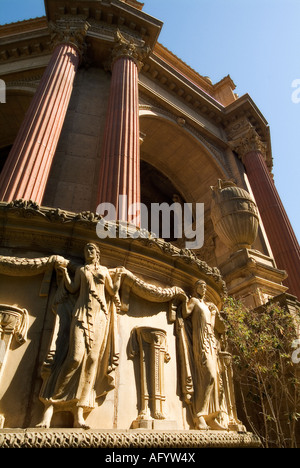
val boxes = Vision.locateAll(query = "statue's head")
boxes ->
[84,243,101,264]
[194,279,207,298]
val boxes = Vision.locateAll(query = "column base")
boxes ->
[131,418,177,430]
[219,248,288,307]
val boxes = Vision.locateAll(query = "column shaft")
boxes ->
[97,56,140,223]
[0,43,80,204]
[244,150,300,299]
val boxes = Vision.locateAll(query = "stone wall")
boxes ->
[43,67,111,213]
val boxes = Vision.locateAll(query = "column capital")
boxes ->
[229,127,267,162]
[111,30,150,72]
[49,16,90,58]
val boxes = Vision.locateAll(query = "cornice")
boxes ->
[0,18,51,70]
[0,17,48,37]
[0,428,261,448]
[140,53,225,136]
[44,0,162,48]
[120,0,144,11]
[139,54,270,148]
[152,44,237,107]
[0,3,272,168]
[153,43,215,96]
[224,95,273,170]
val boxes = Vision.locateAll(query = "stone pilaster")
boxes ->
[0,305,28,383]
[97,31,150,224]
[230,127,300,300]
[0,18,89,205]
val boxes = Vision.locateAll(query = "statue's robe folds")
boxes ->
[39,265,184,412]
[40,265,119,412]
[176,299,225,425]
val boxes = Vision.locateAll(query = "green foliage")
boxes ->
[223,297,300,448]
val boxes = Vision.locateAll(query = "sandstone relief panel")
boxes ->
[0,243,243,432]
[35,243,185,429]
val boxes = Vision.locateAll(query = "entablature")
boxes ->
[0,1,273,171]
[0,18,51,74]
[45,0,162,48]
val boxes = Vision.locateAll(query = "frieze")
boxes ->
[88,18,145,45]
[0,428,261,448]
[0,201,227,296]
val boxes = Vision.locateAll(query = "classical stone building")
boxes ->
[0,0,298,448]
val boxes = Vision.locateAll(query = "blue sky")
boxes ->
[0,0,299,242]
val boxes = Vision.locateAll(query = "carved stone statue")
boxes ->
[37,243,122,429]
[0,245,245,433]
[36,243,186,429]
[179,280,227,430]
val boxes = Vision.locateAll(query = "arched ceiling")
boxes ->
[140,114,228,209]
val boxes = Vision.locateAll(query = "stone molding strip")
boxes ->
[0,200,227,298]
[0,429,261,448]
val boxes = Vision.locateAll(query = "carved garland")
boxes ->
[0,200,227,296]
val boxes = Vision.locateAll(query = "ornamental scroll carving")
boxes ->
[49,16,90,57]
[111,30,150,71]
[229,126,267,162]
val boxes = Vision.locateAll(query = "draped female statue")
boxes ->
[179,280,227,430]
[37,243,122,429]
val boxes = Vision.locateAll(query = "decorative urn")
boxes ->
[210,179,259,251]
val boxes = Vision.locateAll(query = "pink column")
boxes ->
[0,42,80,204]
[243,149,300,299]
[97,34,145,225]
